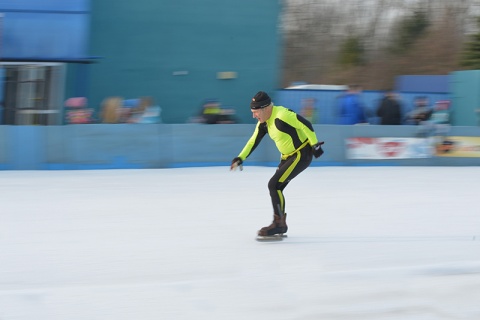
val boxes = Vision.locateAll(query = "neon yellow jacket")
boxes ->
[238,106,319,160]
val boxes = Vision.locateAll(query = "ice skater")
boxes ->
[231,91,324,238]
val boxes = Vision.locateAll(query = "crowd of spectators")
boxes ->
[333,85,450,128]
[65,96,162,124]
[64,88,451,127]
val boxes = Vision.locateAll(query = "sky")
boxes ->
[1,166,480,320]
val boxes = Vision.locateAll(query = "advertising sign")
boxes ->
[346,137,434,159]
[435,136,480,157]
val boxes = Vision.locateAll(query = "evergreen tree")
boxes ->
[389,10,430,55]
[337,36,364,67]
[460,18,480,69]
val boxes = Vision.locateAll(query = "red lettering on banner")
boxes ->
[377,141,405,157]
[348,138,374,149]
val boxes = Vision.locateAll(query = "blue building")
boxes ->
[0,0,92,125]
[0,0,283,124]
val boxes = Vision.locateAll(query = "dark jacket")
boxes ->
[376,96,402,125]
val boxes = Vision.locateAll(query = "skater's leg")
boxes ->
[259,147,313,236]
[268,163,289,217]
[268,147,312,217]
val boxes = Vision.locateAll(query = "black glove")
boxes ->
[312,141,324,158]
[230,157,243,171]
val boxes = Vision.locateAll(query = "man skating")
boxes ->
[231,91,324,238]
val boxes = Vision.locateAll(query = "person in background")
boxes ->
[101,97,123,123]
[405,96,433,125]
[337,84,367,125]
[119,98,139,123]
[188,99,237,124]
[128,96,162,124]
[64,97,93,124]
[230,91,324,238]
[201,99,222,124]
[376,90,402,125]
[300,97,317,124]
[430,100,450,125]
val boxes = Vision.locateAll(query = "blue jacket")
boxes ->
[337,93,366,125]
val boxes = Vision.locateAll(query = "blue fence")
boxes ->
[1,124,479,170]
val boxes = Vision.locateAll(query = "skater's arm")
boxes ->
[237,122,267,160]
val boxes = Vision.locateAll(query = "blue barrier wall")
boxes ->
[395,75,450,93]
[1,124,479,170]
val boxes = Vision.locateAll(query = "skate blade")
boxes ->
[255,234,287,242]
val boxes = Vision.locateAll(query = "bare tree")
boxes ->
[282,0,342,85]
[281,0,480,89]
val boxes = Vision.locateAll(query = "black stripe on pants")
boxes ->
[268,146,313,217]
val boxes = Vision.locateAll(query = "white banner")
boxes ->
[346,137,434,159]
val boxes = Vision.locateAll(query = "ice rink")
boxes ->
[1,166,480,320]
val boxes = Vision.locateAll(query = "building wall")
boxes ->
[451,70,480,127]
[0,0,90,60]
[88,0,283,124]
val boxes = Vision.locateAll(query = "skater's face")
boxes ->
[252,105,272,123]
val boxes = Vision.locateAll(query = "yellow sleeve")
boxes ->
[282,108,318,146]
[238,122,267,160]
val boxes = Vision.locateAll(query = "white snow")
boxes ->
[1,166,480,320]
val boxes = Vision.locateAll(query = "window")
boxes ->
[1,62,65,125]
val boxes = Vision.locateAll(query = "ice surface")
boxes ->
[1,166,480,320]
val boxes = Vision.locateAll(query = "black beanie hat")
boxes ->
[250,91,272,109]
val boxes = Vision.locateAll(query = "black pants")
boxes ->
[268,145,313,217]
